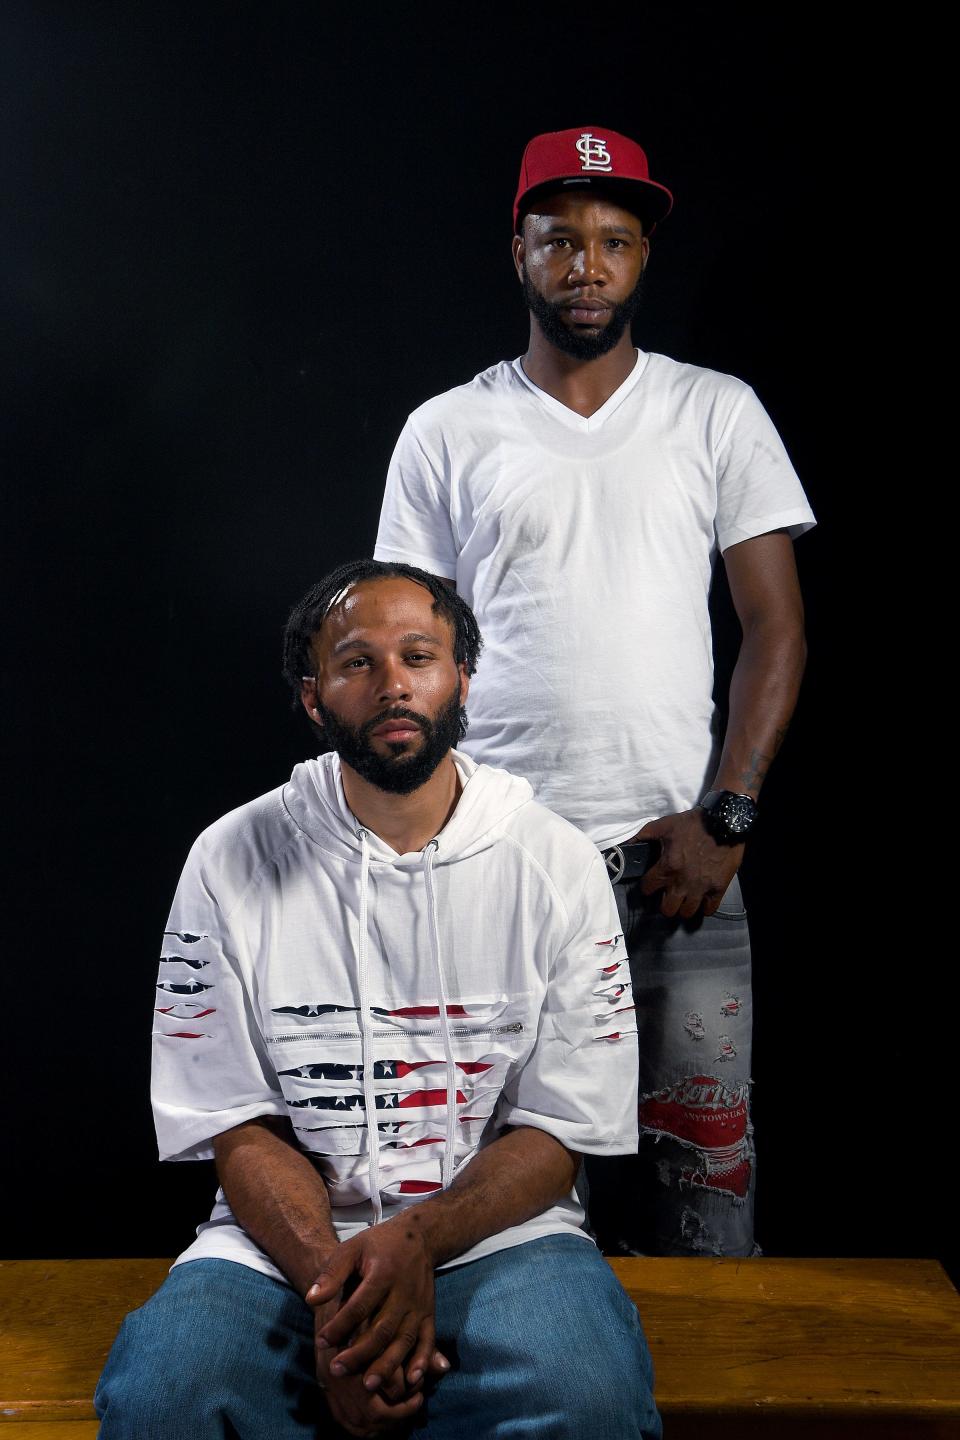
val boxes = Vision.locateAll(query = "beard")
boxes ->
[317,685,466,796]
[522,265,645,360]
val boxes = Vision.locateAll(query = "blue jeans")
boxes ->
[94,1238,661,1438]
[586,866,756,1258]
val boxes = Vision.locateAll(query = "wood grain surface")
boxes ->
[2,1256,958,1435]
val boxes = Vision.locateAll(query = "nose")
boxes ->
[568,241,607,287]
[376,655,411,703]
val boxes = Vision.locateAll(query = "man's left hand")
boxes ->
[634,809,744,918]
[307,1214,447,1395]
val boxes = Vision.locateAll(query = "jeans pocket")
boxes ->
[714,873,747,920]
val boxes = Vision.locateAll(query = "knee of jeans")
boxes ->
[560,1322,659,1438]
[96,1334,213,1438]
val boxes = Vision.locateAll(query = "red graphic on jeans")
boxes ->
[680,1153,752,1200]
[639,1076,748,1149]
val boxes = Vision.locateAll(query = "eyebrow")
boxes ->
[330,630,445,657]
[539,221,638,238]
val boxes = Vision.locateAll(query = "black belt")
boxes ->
[600,840,657,884]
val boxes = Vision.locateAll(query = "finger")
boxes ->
[326,1377,424,1437]
[368,1389,424,1426]
[678,892,704,919]
[327,1304,406,1376]
[659,889,683,918]
[635,819,663,840]
[429,1346,452,1377]
[319,1279,392,1350]
[701,890,723,917]
[639,865,667,896]
[380,1368,416,1403]
[404,1316,439,1387]
[360,1316,423,1392]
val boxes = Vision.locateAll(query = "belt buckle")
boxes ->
[603,844,626,884]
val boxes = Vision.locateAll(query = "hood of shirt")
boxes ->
[282,749,534,867]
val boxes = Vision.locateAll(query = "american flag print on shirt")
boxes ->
[267,994,519,1206]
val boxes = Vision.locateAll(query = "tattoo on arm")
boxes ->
[740,747,773,793]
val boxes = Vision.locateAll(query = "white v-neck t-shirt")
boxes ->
[375,350,815,846]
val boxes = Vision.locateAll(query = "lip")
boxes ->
[561,298,610,311]
[371,719,422,740]
[562,298,611,325]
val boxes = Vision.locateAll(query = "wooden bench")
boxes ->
[1,1257,958,1437]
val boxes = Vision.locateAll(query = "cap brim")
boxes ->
[516,176,673,232]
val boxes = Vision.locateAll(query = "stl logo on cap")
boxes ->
[574,133,613,172]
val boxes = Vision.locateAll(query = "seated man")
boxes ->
[95,560,661,1439]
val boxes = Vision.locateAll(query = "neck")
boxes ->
[340,753,462,855]
[522,325,637,418]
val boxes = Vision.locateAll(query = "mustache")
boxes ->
[360,706,430,740]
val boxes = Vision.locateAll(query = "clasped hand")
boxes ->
[306,1214,450,1435]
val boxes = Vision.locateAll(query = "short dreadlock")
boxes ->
[281,559,483,744]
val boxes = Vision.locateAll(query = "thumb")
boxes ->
[635,818,665,840]
[305,1252,354,1306]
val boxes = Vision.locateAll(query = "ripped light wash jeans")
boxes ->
[585,850,756,1258]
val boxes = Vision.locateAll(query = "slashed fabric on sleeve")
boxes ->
[495,850,638,1156]
[152,842,286,1163]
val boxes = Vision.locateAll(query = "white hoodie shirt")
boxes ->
[153,751,638,1283]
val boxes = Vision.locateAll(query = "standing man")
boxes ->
[374,127,815,1258]
[95,560,660,1438]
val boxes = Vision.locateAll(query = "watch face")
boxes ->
[720,793,756,835]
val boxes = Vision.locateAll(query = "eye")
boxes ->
[345,656,371,669]
[548,237,571,250]
[406,651,435,664]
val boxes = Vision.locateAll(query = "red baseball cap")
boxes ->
[514,126,673,233]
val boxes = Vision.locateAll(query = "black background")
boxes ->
[2,4,941,1274]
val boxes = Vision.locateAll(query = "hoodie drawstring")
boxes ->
[356,829,384,1226]
[423,840,458,1193]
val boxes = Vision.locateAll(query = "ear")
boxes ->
[512,232,525,282]
[300,675,323,724]
[458,661,470,708]
[640,235,650,271]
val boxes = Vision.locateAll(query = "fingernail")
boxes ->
[364,1375,381,1391]
[409,1368,423,1383]
[330,1361,345,1377]
[315,1337,330,1350]
[436,1355,451,1371]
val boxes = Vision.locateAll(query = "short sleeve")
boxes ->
[496,852,638,1155]
[715,386,816,553]
[152,844,286,1162]
[374,417,459,578]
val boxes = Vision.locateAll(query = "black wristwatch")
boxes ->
[698,790,757,844]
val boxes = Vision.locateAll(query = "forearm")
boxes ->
[712,614,807,798]
[399,1124,578,1268]
[213,1117,339,1296]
